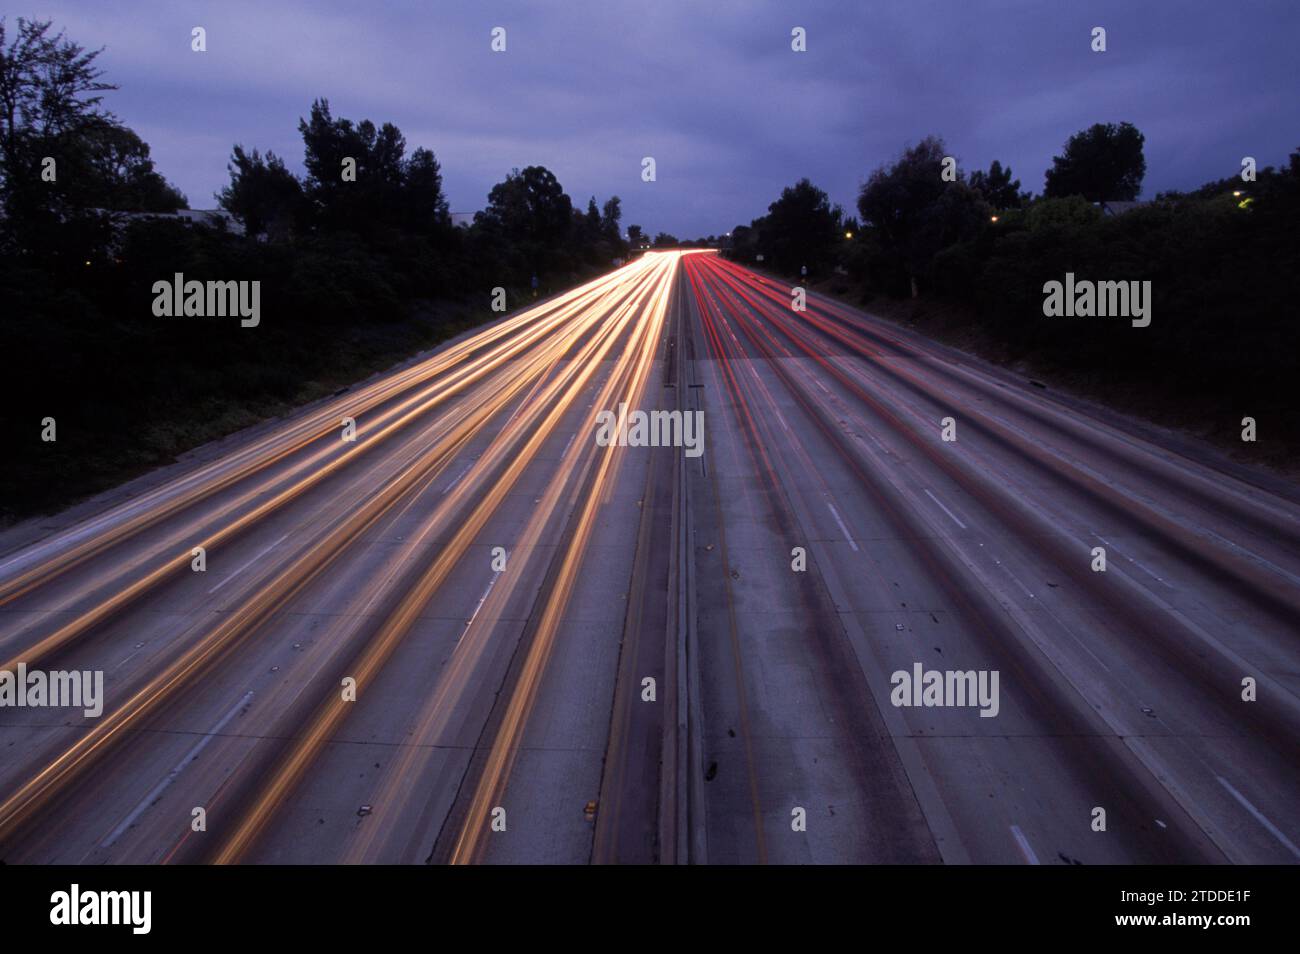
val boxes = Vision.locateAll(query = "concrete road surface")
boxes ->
[0,250,1296,864]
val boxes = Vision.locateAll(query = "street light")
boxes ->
[990,215,999,223]
[844,231,853,239]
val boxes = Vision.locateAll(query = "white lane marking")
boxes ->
[815,378,830,394]
[992,556,1035,600]
[207,534,288,593]
[461,574,500,641]
[1094,534,1172,589]
[923,489,967,530]
[1208,531,1300,590]
[502,393,530,428]
[1010,825,1040,865]
[561,433,576,459]
[442,462,474,495]
[102,690,254,848]
[112,645,146,673]
[826,502,860,552]
[0,478,215,576]
[1216,775,1300,859]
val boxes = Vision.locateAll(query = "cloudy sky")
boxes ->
[31,0,1300,236]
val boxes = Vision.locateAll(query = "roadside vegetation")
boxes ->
[0,19,629,521]
[727,125,1300,467]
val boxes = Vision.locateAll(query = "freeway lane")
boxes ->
[0,253,676,862]
[0,250,1296,864]
[680,253,1299,864]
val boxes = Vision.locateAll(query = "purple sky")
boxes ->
[32,1,1300,236]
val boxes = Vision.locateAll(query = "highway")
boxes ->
[0,250,1297,864]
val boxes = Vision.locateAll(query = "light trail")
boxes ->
[0,256,672,847]
[0,276,648,673]
[0,272,632,606]
[445,254,676,865]
[0,250,1296,866]
[208,254,679,863]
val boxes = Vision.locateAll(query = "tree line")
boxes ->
[726,124,1300,457]
[0,18,631,519]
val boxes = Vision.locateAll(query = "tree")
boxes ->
[1044,122,1146,201]
[857,136,989,296]
[84,124,186,211]
[217,146,302,239]
[299,98,416,233]
[600,196,622,244]
[0,18,116,235]
[477,165,573,246]
[652,232,678,248]
[32,119,184,213]
[728,223,755,256]
[758,177,843,276]
[582,195,602,245]
[627,223,644,247]
[969,160,1024,210]
[401,146,450,236]
[294,98,450,239]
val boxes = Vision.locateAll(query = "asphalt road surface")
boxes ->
[1,250,1297,864]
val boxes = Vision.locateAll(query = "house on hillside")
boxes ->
[92,207,246,236]
[1097,200,1146,217]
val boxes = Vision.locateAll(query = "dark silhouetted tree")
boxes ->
[299,98,420,233]
[0,18,116,238]
[583,196,602,244]
[217,146,302,239]
[600,195,622,244]
[295,99,450,239]
[1043,122,1146,201]
[858,136,989,296]
[477,165,573,246]
[400,146,450,236]
[728,223,755,255]
[969,159,1024,210]
[758,177,843,276]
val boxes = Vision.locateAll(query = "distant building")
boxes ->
[1097,200,1146,217]
[92,208,246,236]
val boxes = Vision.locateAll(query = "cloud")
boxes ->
[30,0,1300,235]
